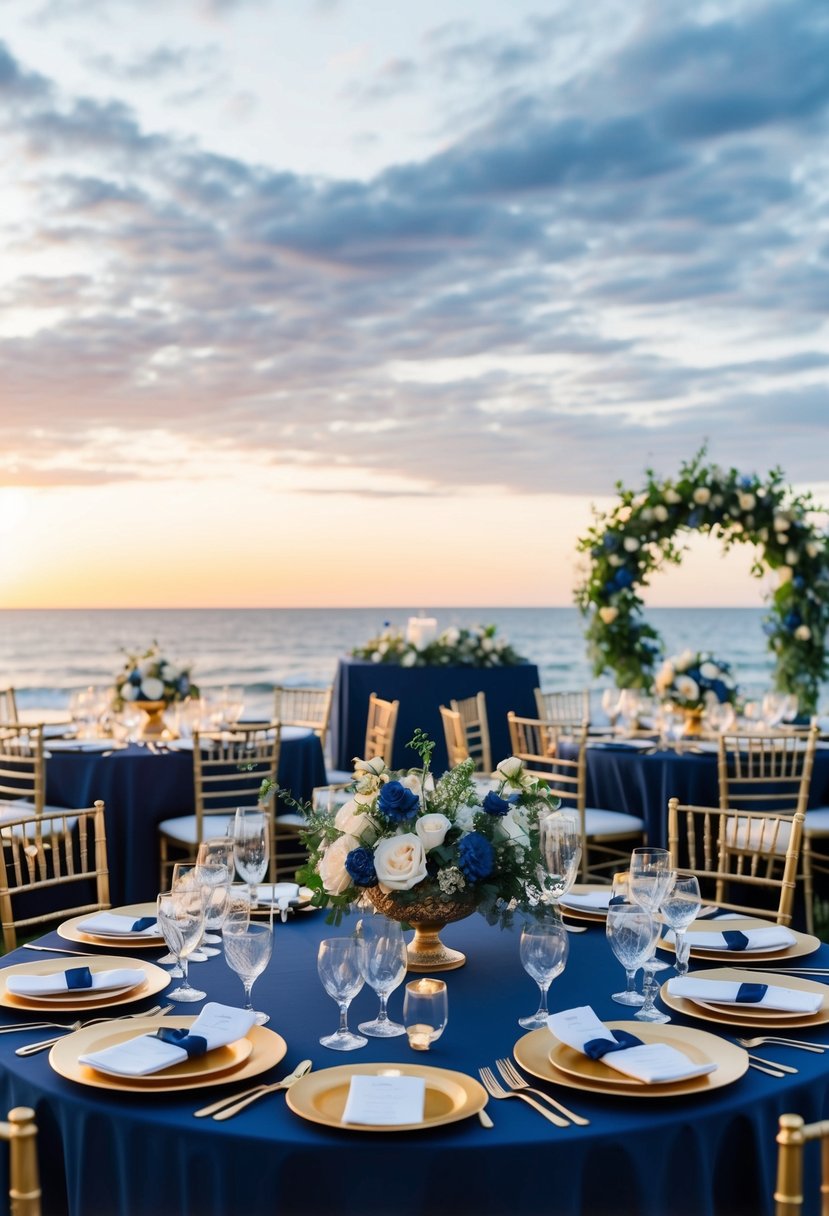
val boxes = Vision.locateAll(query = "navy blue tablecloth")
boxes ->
[330,660,541,772]
[44,728,327,905]
[0,912,826,1216]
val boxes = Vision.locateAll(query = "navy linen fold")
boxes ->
[583,1029,644,1060]
[722,930,750,951]
[155,1027,208,1057]
[736,983,768,1004]
[131,917,156,932]
[65,967,93,990]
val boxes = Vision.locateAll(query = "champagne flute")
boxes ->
[233,807,269,903]
[537,812,582,916]
[194,862,231,956]
[317,937,367,1051]
[601,688,621,731]
[356,916,407,1038]
[629,848,675,1022]
[223,920,273,1025]
[171,863,209,962]
[606,902,657,1007]
[156,888,206,1003]
[403,978,448,1051]
[660,873,701,976]
[517,916,569,1028]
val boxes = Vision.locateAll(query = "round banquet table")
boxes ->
[43,728,327,905]
[0,913,826,1216]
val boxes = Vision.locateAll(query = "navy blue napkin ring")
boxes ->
[65,967,93,990]
[736,983,768,1004]
[583,1029,644,1060]
[131,917,156,932]
[722,930,750,950]
[155,1027,208,1057]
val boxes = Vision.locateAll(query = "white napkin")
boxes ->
[547,1006,718,1084]
[6,967,144,997]
[669,926,796,952]
[255,883,300,910]
[77,912,159,937]
[559,891,612,912]
[79,1002,256,1077]
[667,977,823,1013]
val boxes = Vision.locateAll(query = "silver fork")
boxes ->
[15,1004,173,1056]
[736,1035,826,1053]
[478,1067,569,1127]
[744,1053,798,1075]
[495,1058,589,1126]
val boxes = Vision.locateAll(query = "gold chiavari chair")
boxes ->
[718,727,820,930]
[0,725,47,822]
[273,685,334,753]
[364,693,399,766]
[157,724,280,885]
[533,688,590,734]
[667,798,804,925]
[0,689,18,725]
[439,705,469,770]
[0,1107,41,1216]
[449,693,492,776]
[0,801,110,953]
[775,1112,829,1216]
[506,714,644,880]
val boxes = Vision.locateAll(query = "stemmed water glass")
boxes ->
[660,873,701,976]
[194,862,231,957]
[517,916,569,1028]
[156,887,206,1003]
[601,688,622,732]
[629,848,676,1022]
[233,807,269,903]
[356,916,407,1038]
[223,918,273,1025]
[537,812,582,920]
[606,902,658,1007]
[317,937,367,1051]
[171,863,209,962]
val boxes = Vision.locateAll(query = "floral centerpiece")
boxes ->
[654,650,737,713]
[350,623,527,668]
[113,643,198,709]
[297,731,561,970]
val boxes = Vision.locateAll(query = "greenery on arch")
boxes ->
[574,451,829,713]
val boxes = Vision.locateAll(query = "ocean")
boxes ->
[2,606,826,720]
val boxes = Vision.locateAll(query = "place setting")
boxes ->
[58,903,165,950]
[0,955,170,1013]
[660,967,829,1031]
[658,916,820,964]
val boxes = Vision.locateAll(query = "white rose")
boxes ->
[795,625,812,642]
[443,626,460,646]
[598,606,618,625]
[786,548,799,566]
[623,537,640,552]
[335,799,375,840]
[607,553,623,567]
[692,487,711,505]
[738,492,756,511]
[415,813,451,851]
[399,772,434,796]
[401,650,417,667]
[120,682,139,702]
[675,675,700,702]
[354,756,385,777]
[374,834,428,892]
[675,649,695,671]
[496,756,524,781]
[493,809,529,848]
[653,505,669,522]
[774,514,790,531]
[141,676,164,700]
[655,661,674,693]
[699,661,720,680]
[318,834,359,895]
[664,489,681,505]
[777,566,793,585]
[616,506,632,523]
[806,541,821,558]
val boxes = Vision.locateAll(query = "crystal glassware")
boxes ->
[606,901,657,1006]
[156,888,206,1003]
[660,873,702,976]
[517,916,569,1029]
[194,862,231,956]
[537,811,582,913]
[223,920,273,1025]
[233,807,269,903]
[317,937,367,1051]
[403,978,448,1051]
[171,863,209,962]
[356,916,407,1038]
[629,848,676,1022]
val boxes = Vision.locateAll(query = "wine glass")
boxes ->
[517,916,569,1028]
[197,836,234,869]
[537,812,582,915]
[762,692,786,727]
[601,688,621,731]
[171,863,209,962]
[660,873,701,976]
[618,689,641,734]
[356,916,407,1038]
[706,701,736,735]
[629,848,676,1022]
[781,694,799,724]
[156,888,206,1003]
[233,807,269,902]
[223,920,273,1025]
[606,902,658,1007]
[194,862,231,956]
[403,978,448,1051]
[317,937,367,1051]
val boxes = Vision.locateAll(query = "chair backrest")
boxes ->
[0,690,18,726]
[363,694,399,766]
[0,1107,40,1216]
[449,693,492,774]
[533,688,590,733]
[775,1112,829,1216]
[718,728,817,817]
[0,726,45,818]
[667,798,804,925]
[273,685,333,749]
[506,714,585,807]
[439,706,470,770]
[192,724,281,834]
[0,801,110,952]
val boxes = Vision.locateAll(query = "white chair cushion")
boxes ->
[724,815,791,855]
[0,801,79,835]
[584,808,644,837]
[803,807,829,836]
[158,815,235,846]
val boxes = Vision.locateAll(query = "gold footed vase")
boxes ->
[366,888,476,972]
[133,700,168,738]
[682,707,705,737]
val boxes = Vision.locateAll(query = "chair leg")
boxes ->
[801,841,815,936]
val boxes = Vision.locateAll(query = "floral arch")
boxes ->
[575,451,829,713]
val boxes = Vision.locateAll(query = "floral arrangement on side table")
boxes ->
[113,643,198,708]
[654,651,737,711]
[350,623,527,668]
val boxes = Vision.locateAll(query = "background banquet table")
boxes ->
[330,659,541,772]
[43,728,327,904]
[0,912,826,1216]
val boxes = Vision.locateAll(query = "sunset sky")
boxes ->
[1,0,827,609]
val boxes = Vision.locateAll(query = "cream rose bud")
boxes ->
[415,813,451,851]
[675,675,700,702]
[777,566,793,585]
[664,489,681,504]
[623,537,640,552]
[399,772,434,796]
[653,504,669,522]
[738,492,756,512]
[374,834,428,892]
[120,682,139,702]
[692,487,711,505]
[353,756,385,777]
[806,541,821,558]
[496,756,524,782]
[786,549,799,566]
[607,553,623,567]
[318,834,360,895]
[334,799,374,839]
[598,606,619,625]
[141,676,164,700]
[401,651,417,667]
[795,625,812,642]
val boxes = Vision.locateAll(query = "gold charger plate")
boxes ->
[514,1024,748,1098]
[0,956,169,1012]
[286,1063,487,1132]
[557,885,613,923]
[659,918,819,963]
[49,1018,286,1093]
[59,903,164,950]
[660,967,829,1030]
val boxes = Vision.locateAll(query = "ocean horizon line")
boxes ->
[0,603,770,614]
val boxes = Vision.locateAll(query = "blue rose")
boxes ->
[709,679,729,703]
[128,670,142,686]
[687,508,703,528]
[739,476,754,490]
[482,791,511,817]
[614,568,634,590]
[377,781,420,823]
[177,675,190,695]
[458,832,495,882]
[793,575,805,591]
[603,533,620,551]
[784,611,802,631]
[345,847,378,888]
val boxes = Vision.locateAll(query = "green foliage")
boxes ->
[351,623,527,667]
